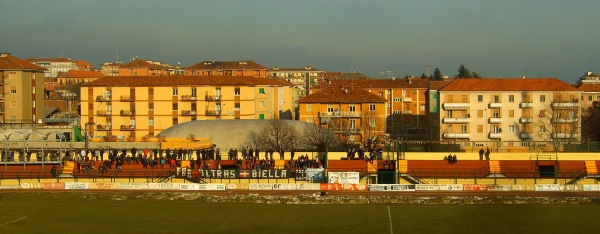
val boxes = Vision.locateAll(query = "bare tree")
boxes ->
[360,110,385,151]
[300,119,340,151]
[247,119,299,152]
[581,102,600,142]
[534,92,581,152]
[243,130,263,149]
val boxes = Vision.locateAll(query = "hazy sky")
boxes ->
[1,0,599,83]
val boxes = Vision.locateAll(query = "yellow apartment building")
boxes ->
[80,76,294,140]
[438,78,582,145]
[298,85,387,147]
[0,53,46,124]
[118,59,180,76]
[183,60,269,78]
[311,78,429,139]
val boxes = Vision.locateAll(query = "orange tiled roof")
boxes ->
[184,60,267,70]
[76,60,93,67]
[314,78,429,90]
[120,59,165,69]
[583,72,600,78]
[577,83,600,92]
[440,78,578,91]
[26,57,73,63]
[299,86,387,103]
[57,70,105,78]
[0,53,46,70]
[271,67,324,72]
[82,76,293,87]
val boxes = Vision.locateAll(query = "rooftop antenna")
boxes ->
[115,49,120,62]
[426,64,430,77]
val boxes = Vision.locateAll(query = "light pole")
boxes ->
[484,108,487,142]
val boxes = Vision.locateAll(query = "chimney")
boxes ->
[0,53,10,57]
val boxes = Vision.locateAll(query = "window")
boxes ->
[509,110,514,117]
[462,95,468,102]
[172,88,178,96]
[540,95,546,102]
[10,86,16,94]
[369,104,376,111]
[259,114,265,119]
[539,125,546,133]
[234,88,240,96]
[149,103,154,110]
[172,103,178,110]
[509,95,514,102]
[149,119,154,126]
[369,118,376,127]
[306,104,313,112]
[173,118,178,125]
[539,110,546,117]
[477,110,483,118]
[477,125,483,133]
[433,93,438,99]
[235,103,240,111]
[349,119,356,129]
[461,125,467,133]
[493,95,499,103]
[259,101,265,107]
[393,97,401,102]
[10,101,17,108]
[508,125,515,133]
[420,104,426,111]
[378,92,383,97]
[191,88,197,97]
[493,112,500,118]
[477,95,483,102]
[327,104,334,113]
[259,88,265,94]
[349,104,356,112]
[306,118,313,124]
[149,88,154,96]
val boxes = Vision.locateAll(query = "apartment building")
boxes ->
[57,70,105,85]
[270,66,326,97]
[438,78,581,143]
[183,60,269,78]
[0,53,46,123]
[118,59,181,76]
[80,76,294,140]
[101,61,123,76]
[26,57,78,78]
[311,78,429,139]
[298,85,386,146]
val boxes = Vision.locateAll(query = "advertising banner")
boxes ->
[0,185,20,189]
[368,184,416,191]
[416,184,463,191]
[328,172,360,184]
[65,182,89,190]
[511,185,524,191]
[118,183,149,190]
[297,183,320,190]
[583,184,600,191]
[463,184,488,191]
[535,184,561,191]
[179,183,199,190]
[149,183,180,190]
[198,184,226,190]
[306,168,325,182]
[487,185,512,191]
[249,184,274,190]
[272,183,297,190]
[88,183,119,190]
[42,182,65,189]
[320,183,368,191]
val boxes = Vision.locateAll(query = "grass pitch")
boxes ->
[0,192,599,234]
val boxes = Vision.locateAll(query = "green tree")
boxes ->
[432,67,443,81]
[420,73,429,79]
[454,64,481,78]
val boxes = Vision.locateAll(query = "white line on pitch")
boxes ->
[0,217,27,227]
[388,206,393,234]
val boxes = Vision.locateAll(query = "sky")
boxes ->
[1,0,599,83]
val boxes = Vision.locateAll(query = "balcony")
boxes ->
[331,128,361,134]
[553,133,578,139]
[489,118,502,124]
[204,95,221,102]
[551,118,577,124]
[520,132,532,139]
[181,110,197,116]
[401,97,412,102]
[519,117,533,123]
[182,95,198,101]
[488,102,502,109]
[520,102,533,108]
[489,133,502,139]
[120,125,135,131]
[120,110,135,116]
[552,102,579,109]
[443,133,470,139]
[205,110,221,116]
[97,124,111,131]
[443,117,470,124]
[443,103,470,110]
[319,111,362,118]
[96,96,111,102]
[120,96,135,102]
[96,110,112,116]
